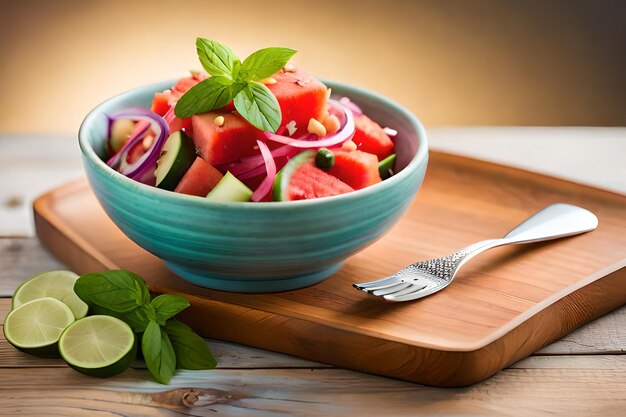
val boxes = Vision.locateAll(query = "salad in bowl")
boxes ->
[103,39,399,203]
[79,38,428,292]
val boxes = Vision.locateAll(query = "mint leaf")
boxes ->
[240,47,296,81]
[175,76,237,118]
[196,38,239,79]
[164,320,216,370]
[142,320,176,384]
[91,304,150,333]
[151,294,190,325]
[74,270,150,313]
[234,82,282,132]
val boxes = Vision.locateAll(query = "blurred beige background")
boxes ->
[1,0,624,134]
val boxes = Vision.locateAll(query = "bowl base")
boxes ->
[165,262,345,293]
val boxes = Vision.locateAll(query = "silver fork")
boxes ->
[353,203,598,302]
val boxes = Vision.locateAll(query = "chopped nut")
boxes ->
[307,118,327,137]
[323,114,341,134]
[260,77,277,85]
[296,79,310,87]
[284,62,296,72]
[142,135,154,150]
[326,87,332,101]
[341,140,357,152]
[214,116,225,127]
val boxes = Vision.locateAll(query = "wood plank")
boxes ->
[538,306,626,355]
[0,335,326,370]
[511,355,626,369]
[0,366,624,417]
[0,135,82,237]
[0,296,325,371]
[0,238,67,296]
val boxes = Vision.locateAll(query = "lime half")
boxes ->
[3,297,75,357]
[59,315,136,378]
[13,270,88,320]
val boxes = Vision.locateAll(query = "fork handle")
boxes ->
[502,203,598,244]
[454,204,598,268]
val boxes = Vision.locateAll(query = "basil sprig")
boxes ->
[74,270,216,384]
[175,38,296,133]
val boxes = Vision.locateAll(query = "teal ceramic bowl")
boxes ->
[79,80,428,292]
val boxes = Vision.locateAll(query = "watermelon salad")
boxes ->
[103,39,398,202]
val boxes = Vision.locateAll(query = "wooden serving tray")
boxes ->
[33,152,626,387]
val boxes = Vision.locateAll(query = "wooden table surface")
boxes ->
[1,129,625,416]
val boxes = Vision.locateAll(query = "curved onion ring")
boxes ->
[339,96,363,116]
[104,108,169,184]
[251,140,276,202]
[262,99,355,148]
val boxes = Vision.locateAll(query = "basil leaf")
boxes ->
[142,320,176,384]
[91,304,150,333]
[240,47,297,81]
[174,76,236,118]
[234,82,282,133]
[74,270,150,313]
[151,294,190,325]
[143,303,157,323]
[164,320,216,370]
[196,38,239,79]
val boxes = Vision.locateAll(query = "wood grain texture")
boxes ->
[0,365,624,417]
[0,238,67,296]
[0,135,82,237]
[0,300,323,371]
[31,152,626,387]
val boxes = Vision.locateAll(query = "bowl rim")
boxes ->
[78,79,429,210]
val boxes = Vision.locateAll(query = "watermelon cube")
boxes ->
[328,150,381,190]
[352,115,394,160]
[174,157,224,197]
[268,66,329,132]
[191,112,263,165]
[287,163,354,201]
[150,91,171,116]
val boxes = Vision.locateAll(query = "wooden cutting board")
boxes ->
[33,152,626,387]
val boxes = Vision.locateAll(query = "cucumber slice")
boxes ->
[378,154,396,180]
[272,150,314,201]
[155,131,197,191]
[206,172,253,202]
[12,270,88,320]
[59,315,136,378]
[3,297,75,358]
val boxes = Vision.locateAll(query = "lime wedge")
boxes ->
[59,315,136,378]
[3,297,75,357]
[13,270,88,320]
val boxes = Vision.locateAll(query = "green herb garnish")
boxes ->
[74,270,216,384]
[175,38,297,133]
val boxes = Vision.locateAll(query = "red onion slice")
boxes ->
[339,97,363,116]
[237,163,268,180]
[241,144,297,163]
[263,99,355,149]
[106,119,151,169]
[104,108,170,185]
[251,140,277,202]
[227,144,299,178]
